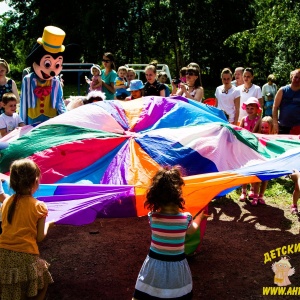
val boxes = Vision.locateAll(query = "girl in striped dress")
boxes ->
[133,166,207,300]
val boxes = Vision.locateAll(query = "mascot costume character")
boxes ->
[20,26,67,125]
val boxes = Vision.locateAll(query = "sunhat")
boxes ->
[37,26,66,53]
[91,64,102,75]
[127,79,144,91]
[87,91,106,101]
[242,97,262,113]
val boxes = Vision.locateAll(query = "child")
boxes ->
[250,116,275,205]
[0,159,54,299]
[83,91,106,104]
[114,66,130,100]
[85,64,102,92]
[132,166,207,300]
[179,67,187,84]
[291,170,300,214]
[144,62,165,97]
[240,97,262,205]
[0,93,24,137]
[125,80,144,100]
[158,71,170,97]
[260,116,274,134]
[126,68,136,87]
[240,97,262,133]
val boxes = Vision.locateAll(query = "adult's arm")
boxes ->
[215,97,218,108]
[55,81,66,114]
[11,80,20,102]
[159,89,165,97]
[103,81,115,94]
[233,96,240,125]
[272,88,283,134]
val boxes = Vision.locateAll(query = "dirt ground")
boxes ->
[40,196,300,300]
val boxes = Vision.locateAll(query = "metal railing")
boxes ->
[61,63,93,95]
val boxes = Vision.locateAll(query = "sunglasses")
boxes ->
[102,59,111,63]
[186,72,195,76]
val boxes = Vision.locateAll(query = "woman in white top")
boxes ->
[171,66,204,102]
[215,68,240,125]
[237,68,262,124]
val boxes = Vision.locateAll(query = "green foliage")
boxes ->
[1,0,255,83]
[224,0,300,85]
[2,0,300,87]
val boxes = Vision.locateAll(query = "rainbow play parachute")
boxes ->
[1,96,300,225]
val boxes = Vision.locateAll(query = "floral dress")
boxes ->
[0,79,12,114]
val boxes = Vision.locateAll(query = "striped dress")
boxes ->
[133,211,193,300]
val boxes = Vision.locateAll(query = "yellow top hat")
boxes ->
[37,26,66,54]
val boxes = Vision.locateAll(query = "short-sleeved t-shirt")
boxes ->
[0,195,48,254]
[0,113,24,133]
[144,80,165,97]
[149,211,192,256]
[237,84,262,122]
[215,85,240,123]
[101,69,118,100]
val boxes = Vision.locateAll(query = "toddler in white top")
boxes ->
[0,92,24,137]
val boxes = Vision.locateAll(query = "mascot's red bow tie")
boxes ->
[34,86,52,100]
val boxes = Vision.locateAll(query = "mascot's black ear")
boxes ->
[26,26,67,66]
[26,43,44,66]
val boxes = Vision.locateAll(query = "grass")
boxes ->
[63,82,89,98]
[228,176,294,207]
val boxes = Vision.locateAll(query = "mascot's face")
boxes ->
[33,54,63,80]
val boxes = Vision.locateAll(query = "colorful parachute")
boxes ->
[1,96,300,225]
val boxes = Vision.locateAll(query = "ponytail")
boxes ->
[7,194,20,224]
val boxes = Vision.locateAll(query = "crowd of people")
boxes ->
[2,53,300,299]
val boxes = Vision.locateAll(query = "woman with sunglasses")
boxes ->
[215,68,240,125]
[100,52,117,100]
[237,67,262,124]
[171,66,203,102]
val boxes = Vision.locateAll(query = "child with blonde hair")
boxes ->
[115,66,130,100]
[248,116,275,205]
[0,159,54,299]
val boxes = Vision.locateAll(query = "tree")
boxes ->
[224,0,300,86]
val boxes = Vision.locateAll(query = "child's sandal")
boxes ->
[291,205,298,215]
[258,197,266,205]
[248,191,255,200]
[251,197,259,206]
[239,192,247,202]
